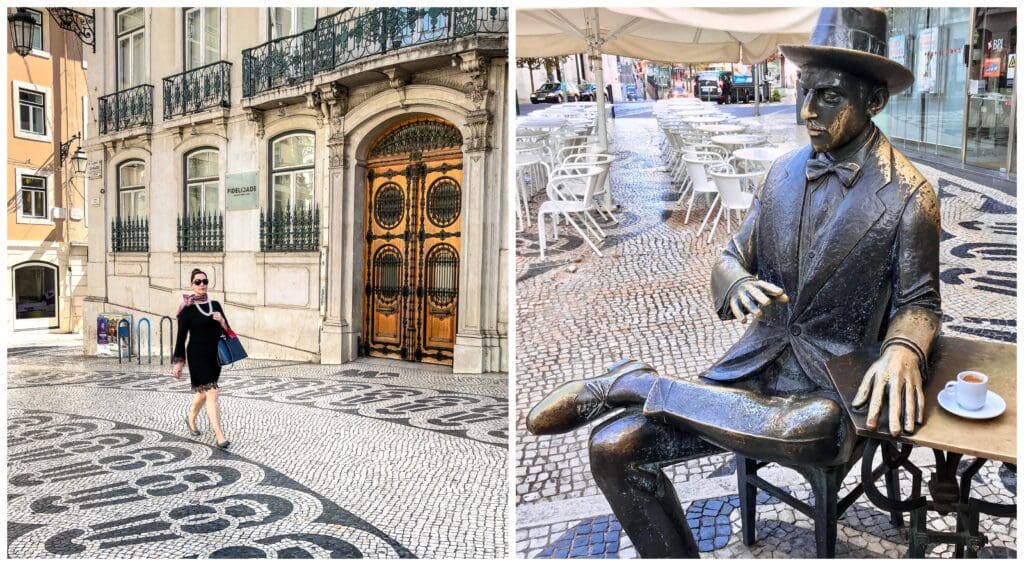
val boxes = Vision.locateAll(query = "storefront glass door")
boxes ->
[964,7,1016,173]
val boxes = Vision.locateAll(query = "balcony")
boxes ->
[98,84,154,135]
[242,31,314,98]
[242,7,508,99]
[163,61,232,120]
[260,207,320,252]
[111,217,149,253]
[177,213,224,252]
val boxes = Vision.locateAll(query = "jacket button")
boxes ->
[790,324,802,336]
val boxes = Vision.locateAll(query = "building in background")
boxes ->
[81,7,509,372]
[877,7,1017,176]
[6,8,90,333]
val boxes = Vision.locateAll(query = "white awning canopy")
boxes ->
[517,8,819,64]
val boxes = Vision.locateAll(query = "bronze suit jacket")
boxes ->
[702,134,942,389]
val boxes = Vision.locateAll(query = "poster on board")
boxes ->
[916,27,940,93]
[97,313,132,357]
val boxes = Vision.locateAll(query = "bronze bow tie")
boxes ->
[805,158,862,187]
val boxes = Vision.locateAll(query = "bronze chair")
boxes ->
[734,440,904,558]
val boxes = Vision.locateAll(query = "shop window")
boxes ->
[13,262,58,326]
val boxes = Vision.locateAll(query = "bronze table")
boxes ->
[827,336,1016,558]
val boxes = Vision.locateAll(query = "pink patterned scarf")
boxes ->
[175,293,210,317]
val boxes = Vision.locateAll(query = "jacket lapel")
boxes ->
[792,137,893,319]
[765,147,811,299]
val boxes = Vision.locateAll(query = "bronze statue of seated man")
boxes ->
[527,8,941,559]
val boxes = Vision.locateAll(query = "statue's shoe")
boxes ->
[526,360,654,435]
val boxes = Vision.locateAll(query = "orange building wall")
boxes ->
[7,14,89,244]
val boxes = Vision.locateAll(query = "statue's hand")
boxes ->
[852,344,924,436]
[728,280,789,323]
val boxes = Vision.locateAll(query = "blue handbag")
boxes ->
[217,327,248,367]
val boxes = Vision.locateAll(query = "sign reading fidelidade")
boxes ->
[225,171,259,211]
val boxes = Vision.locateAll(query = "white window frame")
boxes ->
[12,80,53,143]
[183,7,221,70]
[116,8,147,90]
[270,7,315,39]
[15,167,55,225]
[184,148,220,216]
[270,132,315,216]
[117,161,147,219]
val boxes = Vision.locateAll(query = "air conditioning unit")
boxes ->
[51,207,68,219]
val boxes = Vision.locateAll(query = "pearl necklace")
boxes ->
[194,297,213,317]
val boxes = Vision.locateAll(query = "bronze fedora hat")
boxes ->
[780,8,914,94]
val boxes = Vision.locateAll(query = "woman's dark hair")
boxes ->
[190,268,207,282]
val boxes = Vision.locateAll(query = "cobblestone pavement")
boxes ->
[7,346,508,558]
[515,117,1016,558]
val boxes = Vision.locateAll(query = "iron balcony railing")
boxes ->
[242,30,315,97]
[98,84,154,134]
[243,7,508,98]
[260,207,320,252]
[163,61,232,119]
[111,216,149,252]
[177,212,224,252]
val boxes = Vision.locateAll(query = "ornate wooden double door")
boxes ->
[363,118,463,365]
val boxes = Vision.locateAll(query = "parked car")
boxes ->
[578,82,598,101]
[667,86,686,99]
[696,70,769,104]
[697,71,732,103]
[530,82,580,104]
[624,84,638,101]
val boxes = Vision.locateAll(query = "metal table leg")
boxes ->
[861,438,1016,558]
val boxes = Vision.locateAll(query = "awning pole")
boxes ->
[754,61,761,117]
[589,9,613,210]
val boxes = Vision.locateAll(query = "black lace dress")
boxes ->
[172,301,227,392]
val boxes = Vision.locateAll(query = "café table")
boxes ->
[711,133,765,149]
[516,118,567,131]
[699,124,746,135]
[731,145,790,174]
[681,115,727,124]
[827,336,1016,558]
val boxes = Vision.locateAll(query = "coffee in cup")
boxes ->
[945,371,989,411]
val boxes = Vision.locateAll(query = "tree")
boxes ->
[516,58,543,92]
[516,55,570,90]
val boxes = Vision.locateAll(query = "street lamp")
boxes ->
[71,147,88,175]
[7,7,96,58]
[8,9,36,57]
[60,133,87,175]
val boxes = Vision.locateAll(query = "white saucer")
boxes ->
[937,388,1006,420]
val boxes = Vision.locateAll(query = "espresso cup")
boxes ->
[944,371,989,411]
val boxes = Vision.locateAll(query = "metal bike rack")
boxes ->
[159,315,174,365]
[116,319,132,364]
[137,317,152,364]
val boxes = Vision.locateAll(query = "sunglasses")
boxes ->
[193,279,209,285]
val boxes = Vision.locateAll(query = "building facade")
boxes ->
[81,7,509,373]
[6,8,90,333]
[878,7,1017,176]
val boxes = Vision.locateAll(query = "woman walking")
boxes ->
[172,268,231,449]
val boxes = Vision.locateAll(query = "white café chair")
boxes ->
[537,165,606,259]
[677,154,725,238]
[516,145,551,231]
[559,152,616,223]
[706,166,763,243]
